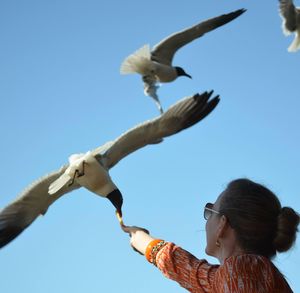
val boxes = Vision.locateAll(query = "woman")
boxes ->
[123,178,299,292]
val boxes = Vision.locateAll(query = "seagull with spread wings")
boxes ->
[279,0,300,52]
[120,9,245,113]
[0,91,220,249]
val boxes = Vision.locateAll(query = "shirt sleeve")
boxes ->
[155,242,219,293]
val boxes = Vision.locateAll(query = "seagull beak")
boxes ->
[107,189,123,217]
[184,73,192,79]
[175,67,192,79]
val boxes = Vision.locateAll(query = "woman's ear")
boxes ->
[216,215,229,239]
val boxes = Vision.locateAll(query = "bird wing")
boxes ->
[0,92,219,249]
[48,172,72,195]
[0,166,80,249]
[99,91,220,169]
[279,0,298,32]
[151,9,246,65]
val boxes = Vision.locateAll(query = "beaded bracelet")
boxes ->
[145,239,166,266]
[151,240,166,266]
[145,239,162,263]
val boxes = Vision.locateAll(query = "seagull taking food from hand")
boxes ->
[0,90,220,249]
[48,146,123,215]
[120,8,245,113]
[279,0,300,52]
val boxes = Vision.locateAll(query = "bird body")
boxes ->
[0,91,220,249]
[120,44,178,83]
[120,9,245,113]
[279,0,300,52]
[49,151,118,198]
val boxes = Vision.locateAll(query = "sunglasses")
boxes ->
[204,202,220,220]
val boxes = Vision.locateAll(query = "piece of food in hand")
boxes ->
[120,224,150,235]
[116,211,124,226]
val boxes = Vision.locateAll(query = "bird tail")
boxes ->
[288,31,300,52]
[120,44,151,74]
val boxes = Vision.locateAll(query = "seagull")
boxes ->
[120,8,245,113]
[0,90,220,249]
[279,0,300,52]
[48,147,123,215]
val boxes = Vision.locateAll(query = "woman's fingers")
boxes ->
[120,224,150,235]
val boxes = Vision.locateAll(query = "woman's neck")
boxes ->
[217,240,245,264]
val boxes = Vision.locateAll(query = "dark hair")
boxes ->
[219,178,299,259]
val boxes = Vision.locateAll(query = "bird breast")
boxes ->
[74,156,117,197]
[152,62,178,83]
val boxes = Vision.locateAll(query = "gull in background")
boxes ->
[0,90,220,249]
[120,9,245,113]
[279,0,300,52]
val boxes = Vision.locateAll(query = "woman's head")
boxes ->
[205,178,299,260]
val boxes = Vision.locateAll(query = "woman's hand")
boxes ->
[121,225,154,255]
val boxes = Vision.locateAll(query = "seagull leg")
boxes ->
[143,78,163,114]
[77,161,86,177]
[153,98,163,114]
[67,161,86,187]
[68,170,79,186]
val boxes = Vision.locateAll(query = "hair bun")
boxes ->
[273,207,300,253]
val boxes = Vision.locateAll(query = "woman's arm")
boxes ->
[122,225,218,292]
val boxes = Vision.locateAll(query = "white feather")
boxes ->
[120,44,152,74]
[288,30,300,52]
[48,173,72,195]
[48,152,92,194]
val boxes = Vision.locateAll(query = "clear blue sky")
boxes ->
[0,0,299,292]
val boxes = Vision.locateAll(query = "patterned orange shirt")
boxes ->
[155,242,293,293]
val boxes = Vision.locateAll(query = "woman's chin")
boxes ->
[205,246,211,256]
[205,246,216,258]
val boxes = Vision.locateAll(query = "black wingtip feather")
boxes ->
[233,8,247,17]
[0,224,26,249]
[180,93,220,131]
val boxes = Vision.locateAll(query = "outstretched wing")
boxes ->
[99,91,220,169]
[0,91,219,249]
[279,0,298,33]
[151,9,246,65]
[0,166,80,249]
